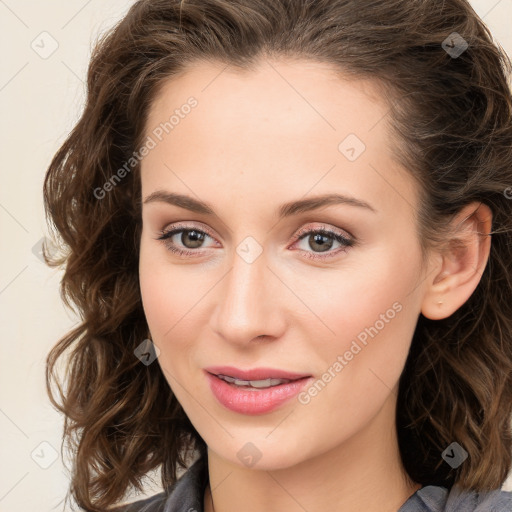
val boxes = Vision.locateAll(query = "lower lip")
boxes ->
[205,372,312,415]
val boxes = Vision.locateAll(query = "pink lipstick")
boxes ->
[204,366,313,415]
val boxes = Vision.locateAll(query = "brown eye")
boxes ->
[293,227,355,260]
[174,229,206,249]
[303,232,335,253]
[156,224,217,256]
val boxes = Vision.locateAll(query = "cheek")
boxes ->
[139,245,187,377]
[139,254,171,337]
[139,249,199,400]
[295,280,418,443]
[139,235,195,337]
[138,237,212,389]
[298,245,422,392]
[296,247,419,343]
[139,271,176,336]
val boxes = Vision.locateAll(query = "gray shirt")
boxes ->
[114,457,512,512]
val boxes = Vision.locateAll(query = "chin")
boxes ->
[206,436,316,472]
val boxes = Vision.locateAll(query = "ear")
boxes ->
[421,202,492,320]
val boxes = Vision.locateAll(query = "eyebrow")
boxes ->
[143,190,377,217]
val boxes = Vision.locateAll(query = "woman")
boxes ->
[43,0,512,511]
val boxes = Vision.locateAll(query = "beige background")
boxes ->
[1,1,511,510]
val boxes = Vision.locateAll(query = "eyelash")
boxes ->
[155,222,355,261]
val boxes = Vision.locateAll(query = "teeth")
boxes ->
[218,374,290,388]
[249,378,284,388]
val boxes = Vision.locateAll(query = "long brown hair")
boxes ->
[43,0,512,510]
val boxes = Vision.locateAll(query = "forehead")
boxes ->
[146,58,388,140]
[141,58,418,218]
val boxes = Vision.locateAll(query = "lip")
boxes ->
[204,365,311,381]
[204,369,313,415]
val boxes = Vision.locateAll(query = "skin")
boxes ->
[138,58,492,512]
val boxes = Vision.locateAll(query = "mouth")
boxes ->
[204,365,311,388]
[204,368,313,415]
[213,373,304,390]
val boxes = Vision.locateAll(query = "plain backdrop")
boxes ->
[1,1,511,511]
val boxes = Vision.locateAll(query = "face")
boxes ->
[138,58,430,470]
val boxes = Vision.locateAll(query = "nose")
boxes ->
[210,246,286,346]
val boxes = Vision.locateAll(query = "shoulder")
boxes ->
[445,486,512,512]
[111,456,208,512]
[399,484,512,512]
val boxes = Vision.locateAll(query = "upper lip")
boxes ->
[205,366,311,381]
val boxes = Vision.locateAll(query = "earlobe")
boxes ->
[421,202,492,321]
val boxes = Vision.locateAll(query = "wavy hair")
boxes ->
[43,0,512,510]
